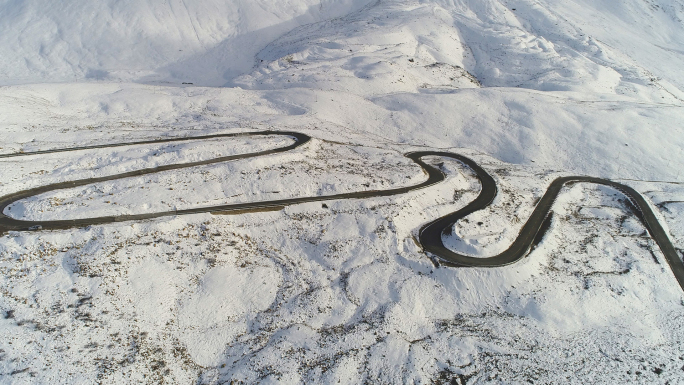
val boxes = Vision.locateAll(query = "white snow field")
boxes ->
[1,0,683,383]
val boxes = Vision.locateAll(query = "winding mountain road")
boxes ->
[1,130,682,292]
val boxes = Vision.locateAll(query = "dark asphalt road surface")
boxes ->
[1,130,682,292]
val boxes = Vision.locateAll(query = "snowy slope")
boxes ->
[0,0,372,86]
[1,0,684,384]
[534,0,684,97]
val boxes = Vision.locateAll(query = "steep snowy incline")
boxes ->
[0,0,372,86]
[231,0,684,180]
[237,0,684,102]
[530,0,684,99]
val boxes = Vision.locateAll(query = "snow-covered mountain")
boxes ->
[0,0,683,383]
[0,0,373,85]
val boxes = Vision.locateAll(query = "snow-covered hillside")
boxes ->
[0,0,373,85]
[0,0,683,384]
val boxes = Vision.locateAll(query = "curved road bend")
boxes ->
[419,174,684,292]
[0,131,308,232]
[0,130,682,292]
[0,132,448,234]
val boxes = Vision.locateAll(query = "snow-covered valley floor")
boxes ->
[1,0,684,383]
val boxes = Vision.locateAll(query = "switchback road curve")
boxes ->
[1,130,682,292]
